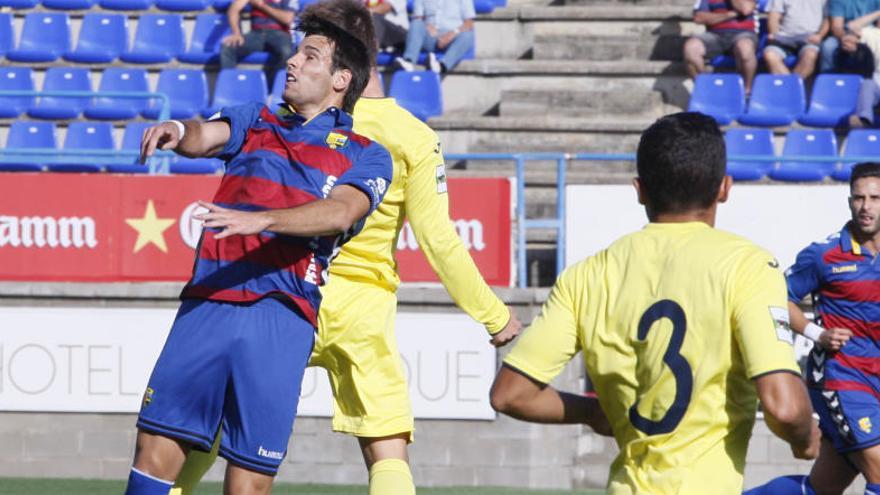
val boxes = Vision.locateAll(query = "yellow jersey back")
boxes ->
[505,222,799,494]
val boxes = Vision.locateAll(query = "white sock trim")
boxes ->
[131,466,174,486]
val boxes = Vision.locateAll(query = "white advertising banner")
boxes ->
[565,184,851,270]
[0,308,496,419]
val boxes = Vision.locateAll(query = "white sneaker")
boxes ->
[394,56,415,72]
[427,52,442,73]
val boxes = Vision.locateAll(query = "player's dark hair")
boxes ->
[636,112,726,216]
[850,162,880,188]
[297,0,375,113]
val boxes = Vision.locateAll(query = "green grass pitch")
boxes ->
[0,478,604,495]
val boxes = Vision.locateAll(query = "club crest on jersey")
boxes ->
[860,417,873,433]
[326,132,349,150]
[142,387,154,407]
[769,306,793,344]
[436,165,448,194]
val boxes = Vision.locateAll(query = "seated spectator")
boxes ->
[221,0,295,81]
[846,10,880,126]
[683,0,759,95]
[369,0,409,53]
[763,0,829,79]
[394,0,475,74]
[819,0,879,75]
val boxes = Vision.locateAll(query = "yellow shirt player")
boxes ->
[490,112,821,494]
[171,67,522,495]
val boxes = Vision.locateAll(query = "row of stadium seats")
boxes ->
[4,0,505,13]
[726,128,877,182]
[0,67,443,121]
[689,73,864,128]
[0,120,223,173]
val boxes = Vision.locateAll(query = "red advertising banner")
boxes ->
[0,174,513,286]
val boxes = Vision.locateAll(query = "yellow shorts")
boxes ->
[312,275,414,439]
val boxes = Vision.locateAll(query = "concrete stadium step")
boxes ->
[498,86,665,118]
[532,33,686,61]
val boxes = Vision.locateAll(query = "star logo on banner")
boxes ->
[125,200,176,253]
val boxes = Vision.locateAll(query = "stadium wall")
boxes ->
[0,283,867,492]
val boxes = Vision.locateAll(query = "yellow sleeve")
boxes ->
[731,248,800,378]
[404,135,510,334]
[503,266,581,384]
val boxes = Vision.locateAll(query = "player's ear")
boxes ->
[716,175,733,204]
[632,178,646,205]
[332,67,353,94]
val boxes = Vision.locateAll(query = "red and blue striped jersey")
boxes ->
[181,103,393,327]
[787,222,880,394]
[694,0,757,32]
[251,0,295,32]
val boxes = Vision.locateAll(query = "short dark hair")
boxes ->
[297,0,375,113]
[636,112,727,215]
[850,162,880,188]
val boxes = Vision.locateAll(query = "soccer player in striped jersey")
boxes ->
[123,3,392,494]
[170,8,522,493]
[745,163,880,495]
[490,112,820,494]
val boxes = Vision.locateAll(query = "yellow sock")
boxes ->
[368,458,415,495]
[172,433,221,495]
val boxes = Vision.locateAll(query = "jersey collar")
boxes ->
[276,104,352,129]
[840,221,863,256]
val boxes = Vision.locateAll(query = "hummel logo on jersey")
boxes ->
[258,446,284,460]
[832,264,858,274]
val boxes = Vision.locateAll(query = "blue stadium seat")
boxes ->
[203,69,268,117]
[85,68,150,120]
[474,0,494,13]
[834,130,880,181]
[121,14,185,64]
[725,128,775,181]
[269,68,286,106]
[143,69,209,119]
[43,0,97,10]
[170,156,223,174]
[687,73,745,125]
[1,122,57,172]
[490,0,506,7]
[6,13,71,63]
[739,74,806,126]
[0,67,35,119]
[213,0,232,9]
[178,14,228,64]
[798,74,862,128]
[0,13,12,58]
[769,129,837,182]
[99,0,154,10]
[48,122,114,173]
[27,67,92,120]
[106,121,153,173]
[299,0,320,10]
[2,0,39,8]
[64,13,128,64]
[389,70,442,121]
[157,0,211,11]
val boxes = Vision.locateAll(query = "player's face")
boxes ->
[283,35,340,110]
[849,177,880,237]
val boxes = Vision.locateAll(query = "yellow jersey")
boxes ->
[504,222,799,494]
[330,97,508,333]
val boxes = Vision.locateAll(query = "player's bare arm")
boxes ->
[196,184,371,239]
[223,0,249,45]
[490,365,613,436]
[755,371,820,460]
[139,120,231,163]
[788,300,852,351]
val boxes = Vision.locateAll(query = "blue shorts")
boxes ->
[136,297,315,475]
[810,386,880,454]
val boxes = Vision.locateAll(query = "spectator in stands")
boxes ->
[683,0,759,95]
[394,0,475,74]
[221,0,296,81]
[763,0,829,79]
[819,0,880,75]
[369,0,409,53]
[845,10,880,126]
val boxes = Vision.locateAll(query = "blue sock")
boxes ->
[743,475,816,495]
[123,467,174,495]
[866,482,880,495]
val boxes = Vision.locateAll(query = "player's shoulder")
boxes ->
[354,98,438,146]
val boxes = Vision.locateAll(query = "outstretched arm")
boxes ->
[490,365,612,436]
[139,120,232,163]
[755,371,820,459]
[846,9,880,34]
